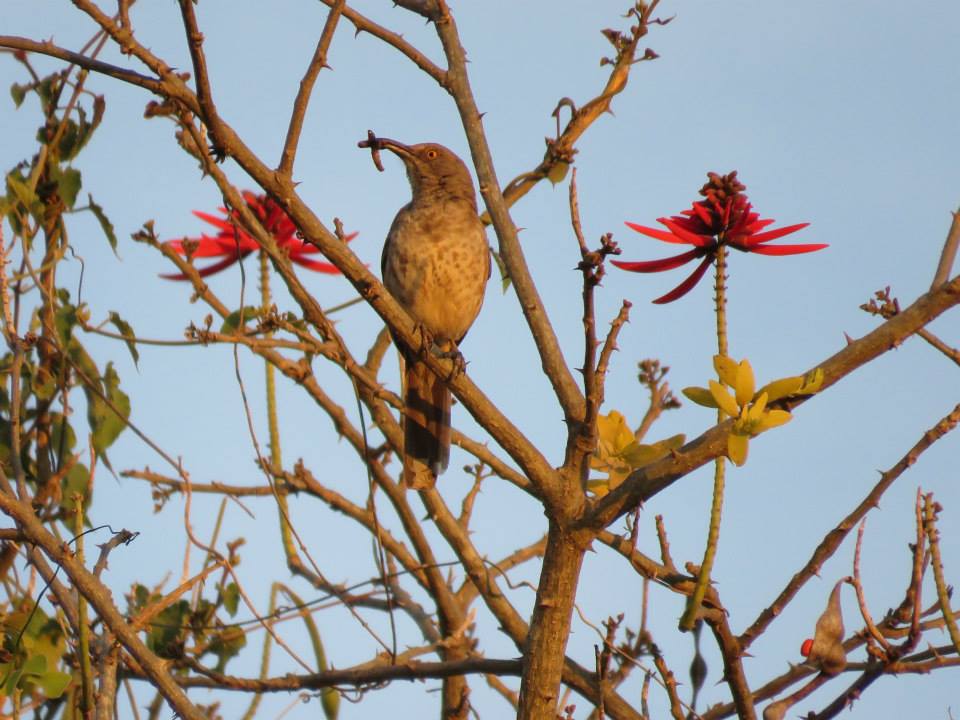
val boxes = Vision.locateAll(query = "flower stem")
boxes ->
[259,252,297,562]
[714,246,729,357]
[681,246,728,630]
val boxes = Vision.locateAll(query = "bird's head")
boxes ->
[377,139,477,208]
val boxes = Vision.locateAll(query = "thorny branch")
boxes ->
[0,2,957,719]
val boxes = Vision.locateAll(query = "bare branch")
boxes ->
[932,208,960,288]
[278,0,346,178]
[588,275,960,529]
[432,1,587,440]
[0,492,207,720]
[739,401,960,650]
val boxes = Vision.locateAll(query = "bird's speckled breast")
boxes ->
[382,197,490,342]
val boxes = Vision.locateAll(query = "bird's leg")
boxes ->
[411,321,435,357]
[431,338,467,380]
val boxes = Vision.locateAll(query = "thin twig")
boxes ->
[931,209,960,288]
[739,401,960,650]
[849,520,891,653]
[278,0,345,177]
[922,493,960,657]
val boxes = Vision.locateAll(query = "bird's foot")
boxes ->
[431,339,466,380]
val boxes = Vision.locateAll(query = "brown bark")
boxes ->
[517,522,590,720]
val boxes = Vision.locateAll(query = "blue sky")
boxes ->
[3,1,960,718]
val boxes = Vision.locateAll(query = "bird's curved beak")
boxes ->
[375,137,415,160]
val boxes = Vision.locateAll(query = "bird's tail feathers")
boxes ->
[402,359,450,489]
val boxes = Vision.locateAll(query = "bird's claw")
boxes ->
[432,340,466,380]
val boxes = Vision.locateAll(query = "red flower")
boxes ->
[613,171,825,303]
[162,191,355,279]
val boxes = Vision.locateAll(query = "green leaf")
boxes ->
[89,362,130,455]
[222,583,240,617]
[22,653,47,677]
[38,669,72,699]
[57,119,82,161]
[682,386,718,409]
[88,195,118,254]
[70,338,131,459]
[220,306,261,334]
[36,75,59,114]
[4,664,23,695]
[208,627,247,672]
[55,167,82,209]
[107,311,138,366]
[6,169,42,222]
[59,463,90,516]
[49,413,77,456]
[147,600,189,658]
[10,83,27,108]
[490,246,511,293]
[59,97,104,161]
[32,365,57,401]
[56,301,80,345]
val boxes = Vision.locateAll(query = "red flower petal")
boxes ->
[193,210,236,232]
[165,237,230,257]
[625,221,690,245]
[290,256,341,273]
[660,218,713,247]
[741,223,811,246]
[285,240,321,254]
[653,253,715,304]
[743,217,775,235]
[611,248,703,273]
[745,243,828,256]
[691,202,715,228]
[160,251,252,280]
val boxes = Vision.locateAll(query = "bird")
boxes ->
[374,138,490,489]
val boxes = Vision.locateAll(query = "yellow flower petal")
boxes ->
[756,409,792,432]
[747,392,769,420]
[709,379,740,417]
[756,376,804,403]
[713,355,739,388]
[734,359,755,407]
[727,433,749,466]
[683,386,718,409]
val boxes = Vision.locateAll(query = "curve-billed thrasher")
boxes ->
[376,138,490,488]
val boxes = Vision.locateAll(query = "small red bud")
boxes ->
[800,638,814,657]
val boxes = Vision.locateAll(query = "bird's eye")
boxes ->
[425,149,438,160]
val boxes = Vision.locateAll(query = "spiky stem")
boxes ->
[681,246,728,630]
